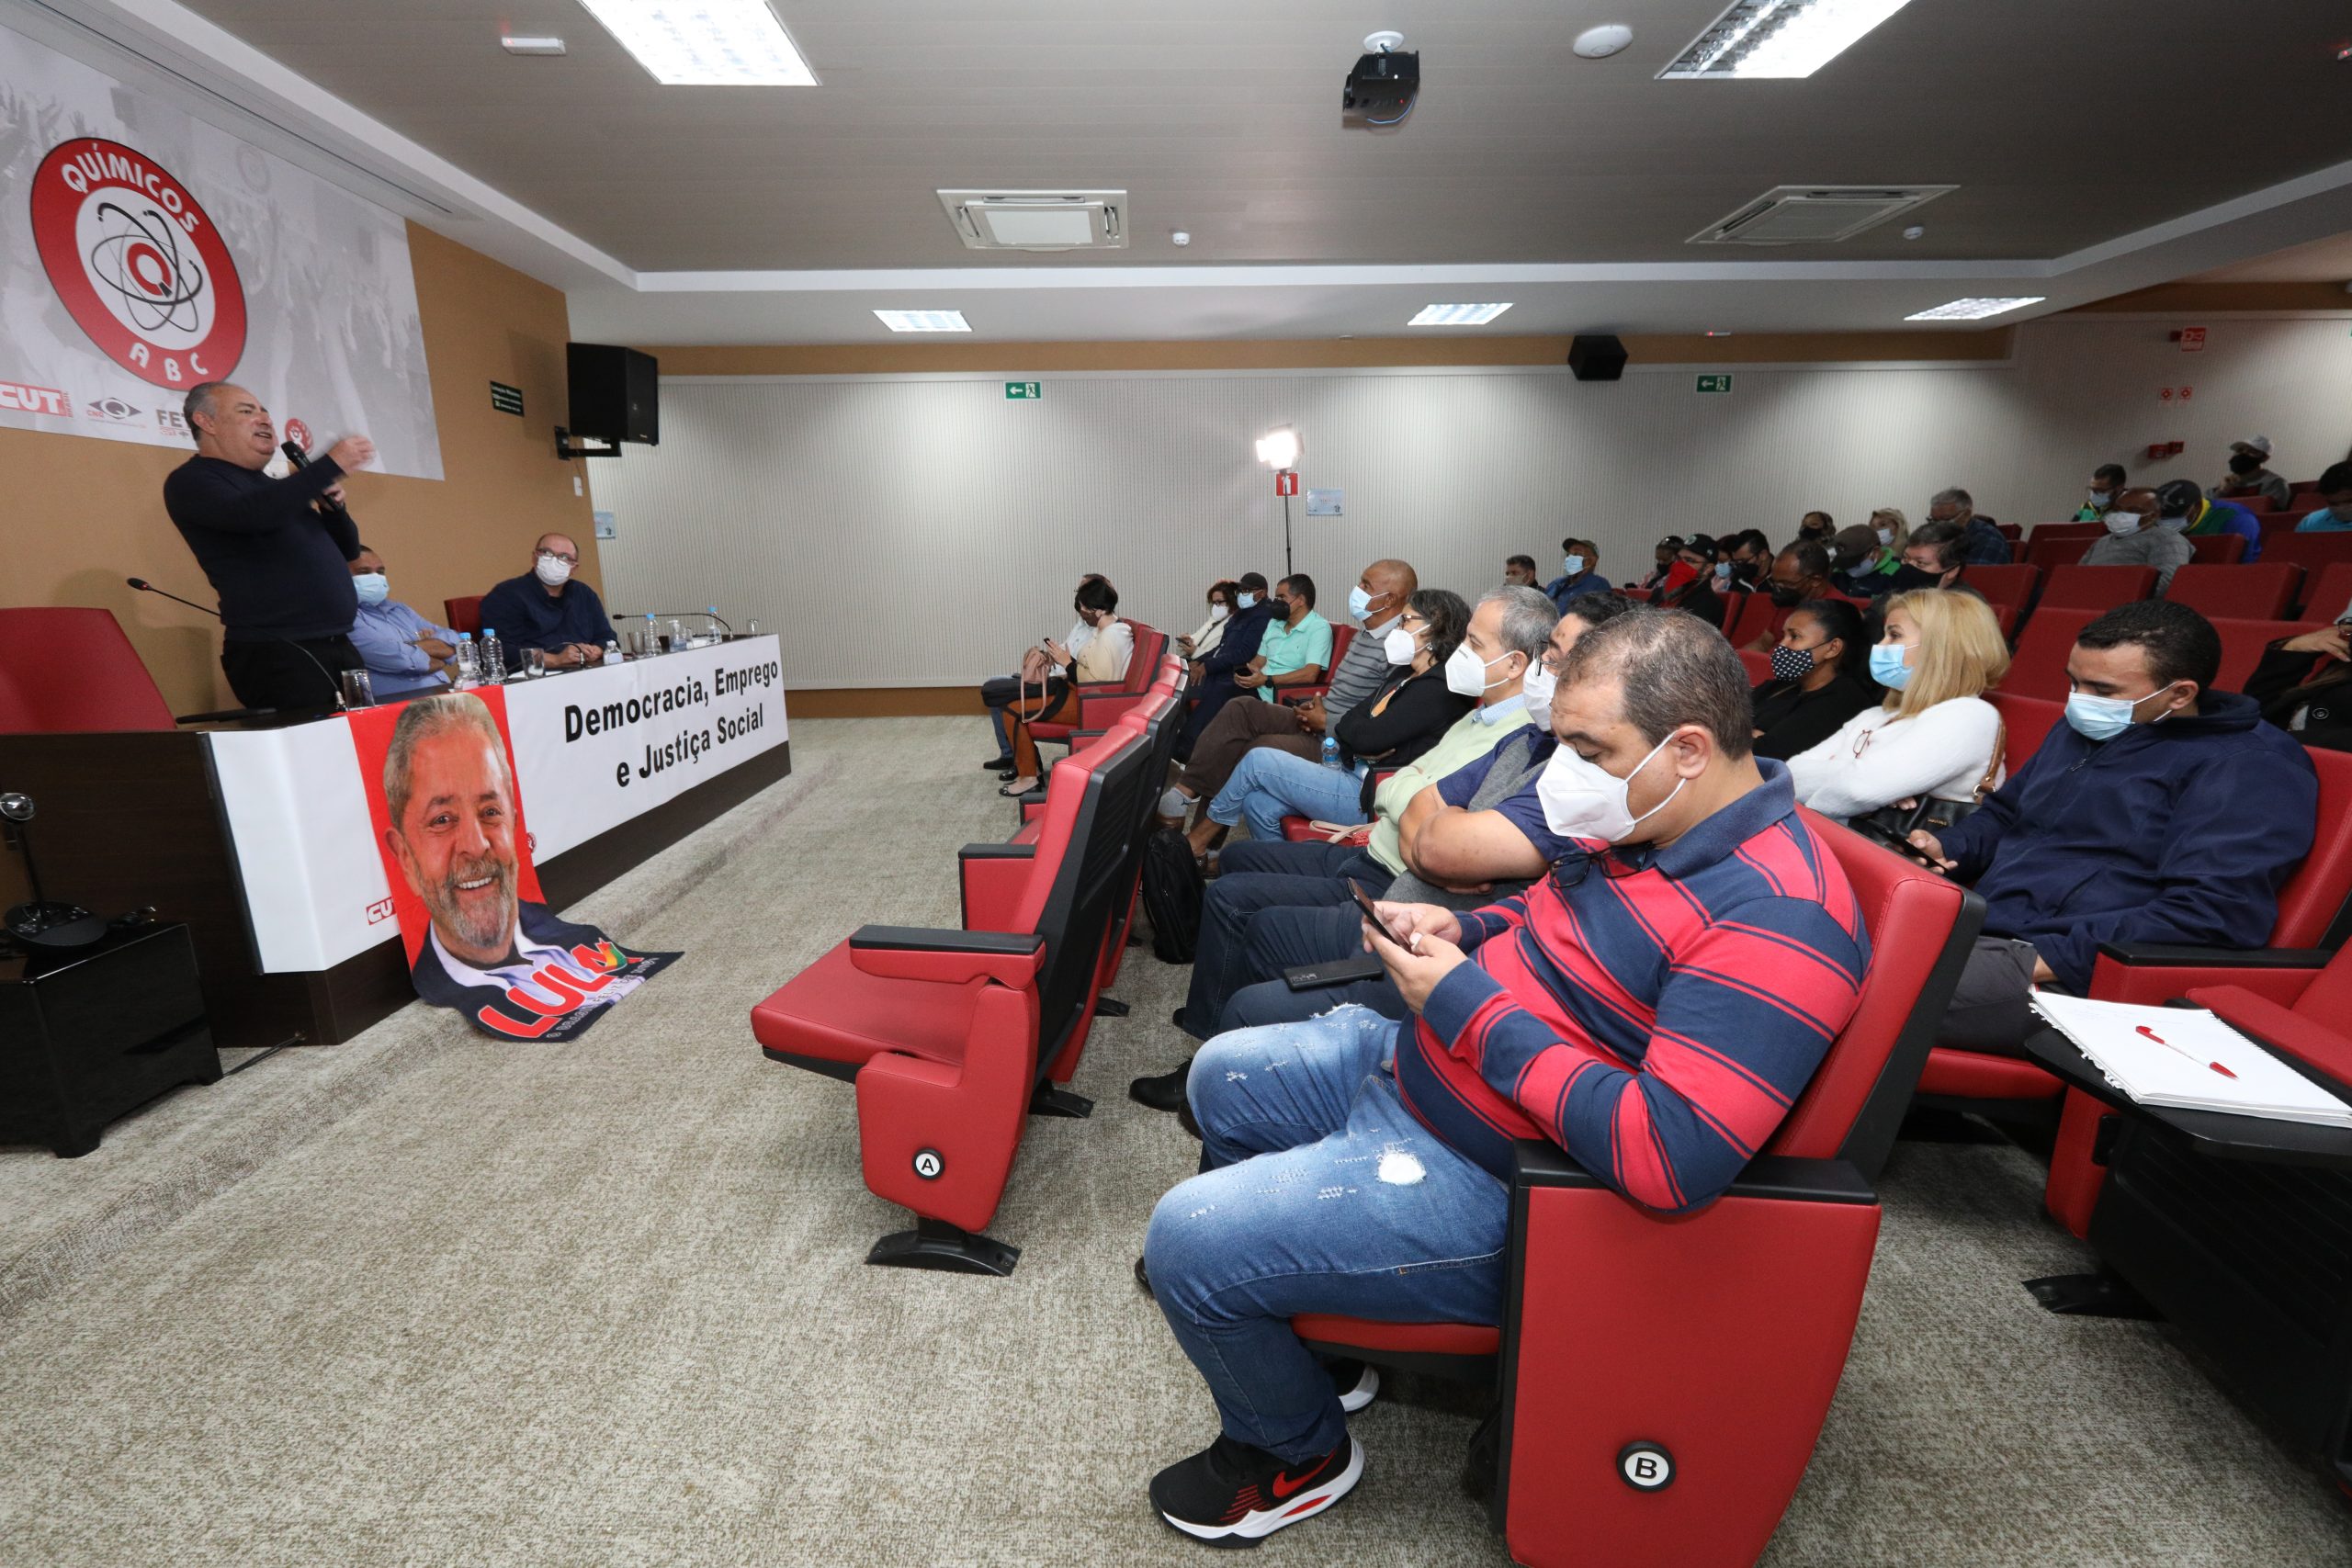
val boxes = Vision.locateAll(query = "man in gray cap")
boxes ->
[2214,435,2290,511]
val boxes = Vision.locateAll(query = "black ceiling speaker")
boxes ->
[566,344,660,446]
[1566,334,1628,382]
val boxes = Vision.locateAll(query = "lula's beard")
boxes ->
[427,849,517,956]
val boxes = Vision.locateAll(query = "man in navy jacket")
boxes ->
[1174,572,1275,759]
[1908,600,2317,1054]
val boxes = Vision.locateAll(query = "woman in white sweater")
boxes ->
[1787,589,2009,824]
[1176,580,1239,664]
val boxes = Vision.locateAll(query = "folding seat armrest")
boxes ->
[2090,942,2335,1008]
[1511,1142,1874,1205]
[847,925,1044,987]
[1077,691,1148,728]
[1019,798,1048,823]
[958,843,1036,934]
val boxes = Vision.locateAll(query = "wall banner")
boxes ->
[346,688,677,1042]
[0,22,444,477]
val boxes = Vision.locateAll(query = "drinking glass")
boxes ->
[339,669,375,708]
[525,647,548,679]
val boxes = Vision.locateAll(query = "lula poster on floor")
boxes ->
[346,688,678,1041]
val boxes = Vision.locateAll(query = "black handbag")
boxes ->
[1855,715,2007,839]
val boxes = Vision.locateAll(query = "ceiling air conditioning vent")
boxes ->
[1690,185,1953,245]
[937,189,1127,252]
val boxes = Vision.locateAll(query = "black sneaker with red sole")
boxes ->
[1150,1432,1362,1547]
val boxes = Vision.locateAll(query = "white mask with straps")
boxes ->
[1535,731,1686,843]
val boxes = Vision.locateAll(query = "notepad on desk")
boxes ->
[2030,993,2352,1129]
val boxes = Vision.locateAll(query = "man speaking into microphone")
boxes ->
[162,380,376,710]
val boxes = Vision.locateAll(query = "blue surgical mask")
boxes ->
[1564,554,1587,577]
[2066,685,2173,741]
[354,571,390,605]
[1237,592,1258,609]
[1347,584,1374,622]
[1869,642,1913,690]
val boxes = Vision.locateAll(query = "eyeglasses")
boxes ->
[536,547,579,565]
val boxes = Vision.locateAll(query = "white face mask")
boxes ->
[2103,511,2143,536]
[535,553,574,586]
[1445,642,1518,699]
[1207,603,1228,622]
[2088,490,2112,507]
[1382,626,1419,665]
[1519,660,1558,714]
[1875,526,1894,546]
[1537,731,1686,844]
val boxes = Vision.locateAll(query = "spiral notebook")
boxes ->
[2030,993,2352,1128]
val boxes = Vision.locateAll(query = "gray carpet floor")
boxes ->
[3,716,2348,1567]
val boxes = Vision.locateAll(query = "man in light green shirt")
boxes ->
[1239,573,1336,702]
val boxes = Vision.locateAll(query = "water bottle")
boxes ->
[479,626,505,683]
[1321,736,1342,770]
[453,631,480,689]
[668,617,684,654]
[646,611,662,654]
[707,606,722,644]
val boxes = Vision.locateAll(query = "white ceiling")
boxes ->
[19,0,2352,346]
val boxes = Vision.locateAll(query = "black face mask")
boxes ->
[2229,453,2262,477]
[1728,558,1761,585]
[1767,583,1805,607]
[1889,564,1945,592]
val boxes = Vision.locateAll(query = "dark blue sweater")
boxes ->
[163,454,358,642]
[1199,601,1273,680]
[1937,691,2316,990]
[477,573,616,655]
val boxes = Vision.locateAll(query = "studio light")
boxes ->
[1255,426,1303,470]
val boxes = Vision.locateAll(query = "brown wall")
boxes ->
[1,221,599,715]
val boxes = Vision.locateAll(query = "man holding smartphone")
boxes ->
[1136,609,1869,1547]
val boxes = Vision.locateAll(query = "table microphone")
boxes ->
[126,576,348,713]
[281,440,351,520]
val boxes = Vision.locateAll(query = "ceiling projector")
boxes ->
[1343,34,1418,125]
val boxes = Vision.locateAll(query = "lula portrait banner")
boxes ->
[346,687,678,1042]
[0,21,444,477]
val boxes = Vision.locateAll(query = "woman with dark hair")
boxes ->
[1749,597,1877,761]
[1182,588,1475,854]
[1179,580,1242,662]
[997,576,1133,796]
[2245,613,2352,751]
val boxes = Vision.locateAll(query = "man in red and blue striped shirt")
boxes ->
[1140,608,1869,1547]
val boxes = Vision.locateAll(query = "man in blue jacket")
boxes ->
[1174,572,1276,759]
[1907,600,2317,1054]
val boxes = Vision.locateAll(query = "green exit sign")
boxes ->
[1005,381,1042,400]
[1694,374,1734,395]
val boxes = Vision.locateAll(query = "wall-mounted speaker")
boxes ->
[566,344,660,445]
[1566,334,1628,382]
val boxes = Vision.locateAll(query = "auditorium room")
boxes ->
[11,2,2352,1564]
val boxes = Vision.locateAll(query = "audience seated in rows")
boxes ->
[2247,615,2352,752]
[1787,589,2008,827]
[346,546,461,698]
[1136,607,1871,1547]
[1927,486,2012,566]
[1128,586,1562,1108]
[2080,485,2193,591]
[2075,462,2128,521]
[1909,599,2317,1057]
[998,575,1135,795]
[1176,589,1473,856]
[1174,572,1281,756]
[1751,597,1877,761]
[1648,536,1725,626]
[1174,580,1239,665]
[1160,561,1412,824]
[2213,434,2290,511]
[2295,461,2352,532]
[478,532,615,667]
[1154,593,1637,1045]
[1544,536,1611,609]
[2160,478,2262,562]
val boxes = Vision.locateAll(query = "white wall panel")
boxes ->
[590,316,2352,688]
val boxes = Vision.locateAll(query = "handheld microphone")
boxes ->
[128,576,347,714]
[281,441,351,521]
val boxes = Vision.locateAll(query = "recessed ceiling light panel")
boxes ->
[1660,0,1913,80]
[502,35,568,56]
[1904,297,2045,322]
[1408,303,1514,326]
[874,310,970,333]
[574,0,817,85]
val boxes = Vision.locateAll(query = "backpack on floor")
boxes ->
[1141,828,1204,964]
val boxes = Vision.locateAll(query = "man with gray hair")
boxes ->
[162,380,379,710]
[1925,485,2012,566]
[1133,587,1560,1107]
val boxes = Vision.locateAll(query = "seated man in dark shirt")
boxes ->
[477,534,615,667]
[162,380,377,710]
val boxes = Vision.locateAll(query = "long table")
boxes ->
[0,637,790,1048]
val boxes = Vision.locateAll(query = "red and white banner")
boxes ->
[0,22,443,477]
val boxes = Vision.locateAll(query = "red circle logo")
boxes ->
[30,139,246,391]
[284,417,312,453]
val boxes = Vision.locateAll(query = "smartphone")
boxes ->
[1349,879,1410,946]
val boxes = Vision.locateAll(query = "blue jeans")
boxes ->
[1182,840,1389,1041]
[1206,747,1369,840]
[1145,1007,1510,1462]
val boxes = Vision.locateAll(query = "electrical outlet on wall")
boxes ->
[572,476,583,496]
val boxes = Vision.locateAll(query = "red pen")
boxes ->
[2137,1023,2238,1079]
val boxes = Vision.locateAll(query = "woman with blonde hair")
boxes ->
[1787,589,2008,825]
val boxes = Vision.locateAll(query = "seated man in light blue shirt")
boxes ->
[2294,462,2352,533]
[1238,573,1334,702]
[346,547,457,699]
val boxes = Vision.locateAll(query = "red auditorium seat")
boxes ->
[2039,564,2156,612]
[1995,521,2023,545]
[2211,616,2327,693]
[2186,533,2247,566]
[2001,606,2100,702]
[749,710,1165,1273]
[2299,561,2352,621]
[1737,647,1771,684]
[1025,622,1165,749]
[2026,521,2106,542]
[1958,563,2039,618]
[2021,533,2098,571]
[1984,691,2065,769]
[2260,530,2352,581]
[1293,815,1981,1568]
[2231,493,2278,514]
[2165,562,2304,621]
[0,607,175,732]
[444,595,483,635]
[1723,592,1784,649]
[1278,624,1355,706]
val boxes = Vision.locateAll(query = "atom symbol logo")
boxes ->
[86,200,208,335]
